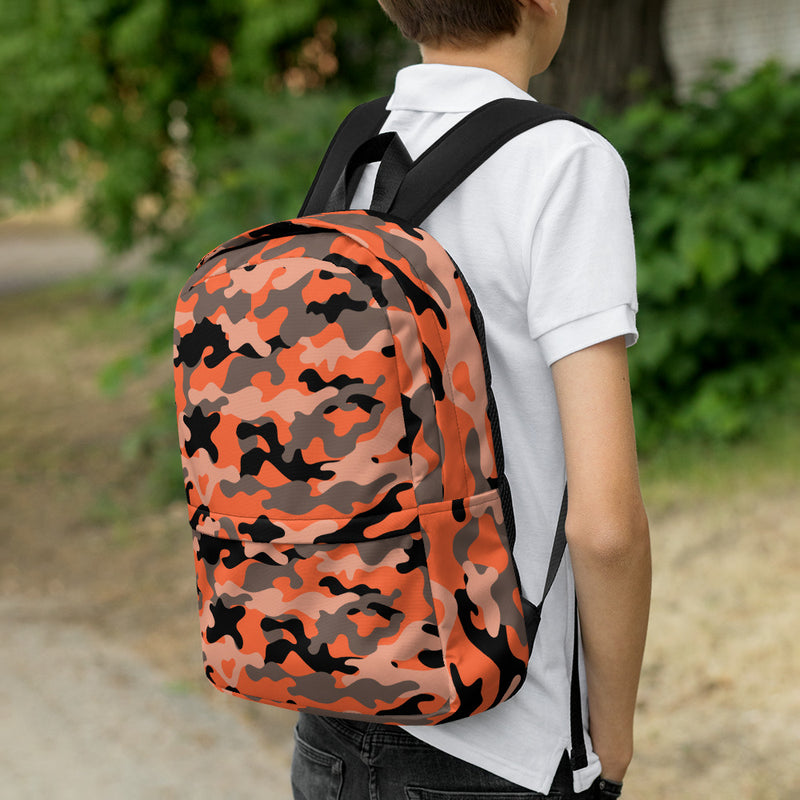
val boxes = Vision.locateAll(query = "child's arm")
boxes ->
[551,335,651,782]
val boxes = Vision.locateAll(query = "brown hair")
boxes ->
[378,0,522,47]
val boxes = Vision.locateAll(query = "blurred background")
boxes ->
[1,1,798,797]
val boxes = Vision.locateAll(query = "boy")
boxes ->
[291,1,651,797]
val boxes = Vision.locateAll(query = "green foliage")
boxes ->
[0,1,404,501]
[0,0,404,239]
[596,63,800,450]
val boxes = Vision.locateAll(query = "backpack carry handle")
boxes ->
[325,131,413,213]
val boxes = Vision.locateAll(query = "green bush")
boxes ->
[597,63,800,450]
[0,0,404,235]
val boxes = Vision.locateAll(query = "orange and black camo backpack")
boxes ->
[173,98,587,724]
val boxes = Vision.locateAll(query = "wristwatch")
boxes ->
[595,777,624,798]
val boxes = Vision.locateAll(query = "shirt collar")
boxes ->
[387,64,536,112]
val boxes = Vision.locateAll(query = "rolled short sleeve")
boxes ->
[527,133,638,366]
[537,305,638,366]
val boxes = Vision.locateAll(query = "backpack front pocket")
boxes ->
[195,515,457,723]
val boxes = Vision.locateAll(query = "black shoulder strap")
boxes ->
[570,601,588,769]
[544,484,569,603]
[390,99,595,226]
[521,484,569,645]
[299,97,390,216]
[301,96,595,224]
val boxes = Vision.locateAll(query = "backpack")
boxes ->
[173,97,582,725]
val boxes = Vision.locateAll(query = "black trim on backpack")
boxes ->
[451,265,514,542]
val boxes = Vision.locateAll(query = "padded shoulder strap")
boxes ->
[299,97,390,216]
[301,96,595,223]
[389,98,596,226]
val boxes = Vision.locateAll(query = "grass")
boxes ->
[639,407,800,513]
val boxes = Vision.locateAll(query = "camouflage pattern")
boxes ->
[174,210,530,724]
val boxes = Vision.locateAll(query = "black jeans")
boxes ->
[291,712,598,800]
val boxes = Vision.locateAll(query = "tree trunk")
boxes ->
[529,0,673,112]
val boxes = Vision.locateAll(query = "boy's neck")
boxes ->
[420,39,534,91]
[417,2,564,91]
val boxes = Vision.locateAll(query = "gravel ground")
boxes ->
[1,600,294,800]
[0,199,103,293]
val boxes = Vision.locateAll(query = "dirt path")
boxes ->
[0,202,103,293]
[2,599,294,800]
[0,225,102,293]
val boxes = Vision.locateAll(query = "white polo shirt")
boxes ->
[352,64,638,794]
